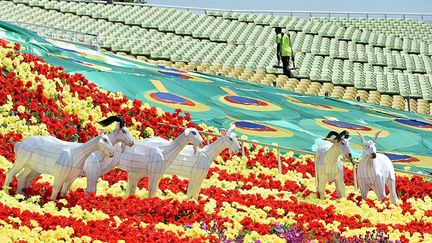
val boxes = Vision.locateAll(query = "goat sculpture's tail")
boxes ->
[13,141,22,153]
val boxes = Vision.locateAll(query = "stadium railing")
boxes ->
[59,0,432,22]
[160,122,432,179]
[3,20,100,50]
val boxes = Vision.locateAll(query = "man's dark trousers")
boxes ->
[281,56,292,78]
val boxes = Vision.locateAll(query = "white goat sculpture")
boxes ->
[4,130,114,200]
[315,130,353,199]
[143,125,241,200]
[357,131,398,204]
[18,115,135,195]
[103,127,204,198]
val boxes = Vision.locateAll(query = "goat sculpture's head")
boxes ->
[357,130,382,159]
[184,128,205,154]
[98,115,135,151]
[220,125,241,156]
[324,130,353,162]
[96,130,115,158]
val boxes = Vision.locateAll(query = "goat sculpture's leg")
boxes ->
[371,176,385,201]
[317,173,327,200]
[186,168,198,199]
[377,177,387,200]
[84,156,100,194]
[186,180,195,200]
[187,169,206,200]
[51,174,67,201]
[16,168,35,194]
[359,179,369,199]
[147,172,163,198]
[191,192,200,201]
[334,172,346,198]
[188,182,203,201]
[51,151,71,200]
[86,176,98,195]
[61,178,74,196]
[21,170,40,191]
[314,158,319,194]
[126,172,140,196]
[388,178,398,204]
[4,150,30,189]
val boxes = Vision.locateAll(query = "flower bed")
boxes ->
[0,38,431,242]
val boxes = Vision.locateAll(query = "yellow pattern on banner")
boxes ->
[151,79,168,92]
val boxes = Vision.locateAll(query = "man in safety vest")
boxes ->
[275,27,295,78]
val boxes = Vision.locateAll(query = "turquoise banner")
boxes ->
[1,21,432,174]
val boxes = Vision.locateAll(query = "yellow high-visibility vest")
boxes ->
[276,33,292,57]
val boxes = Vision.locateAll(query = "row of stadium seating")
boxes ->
[3,2,432,60]
[1,0,432,113]
[6,0,432,48]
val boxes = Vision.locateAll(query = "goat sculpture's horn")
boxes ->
[98,115,125,128]
[373,130,382,141]
[336,130,349,141]
[325,131,339,139]
[356,131,366,144]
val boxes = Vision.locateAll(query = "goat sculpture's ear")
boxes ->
[356,132,366,145]
[98,129,104,136]
[337,130,349,141]
[184,128,190,136]
[227,124,236,135]
[374,130,382,142]
[221,128,227,137]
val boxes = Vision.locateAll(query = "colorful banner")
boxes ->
[1,21,431,174]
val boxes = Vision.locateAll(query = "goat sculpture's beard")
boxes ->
[343,153,353,163]
[229,149,241,157]
[192,142,205,155]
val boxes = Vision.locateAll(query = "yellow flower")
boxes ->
[156,107,164,116]
[2,57,13,71]
[276,208,285,215]
[204,198,217,214]
[8,216,22,225]
[263,206,272,212]
[113,216,122,227]
[64,105,72,114]
[224,228,239,240]
[185,227,207,239]
[17,105,25,114]
[145,127,155,137]
[80,235,92,243]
